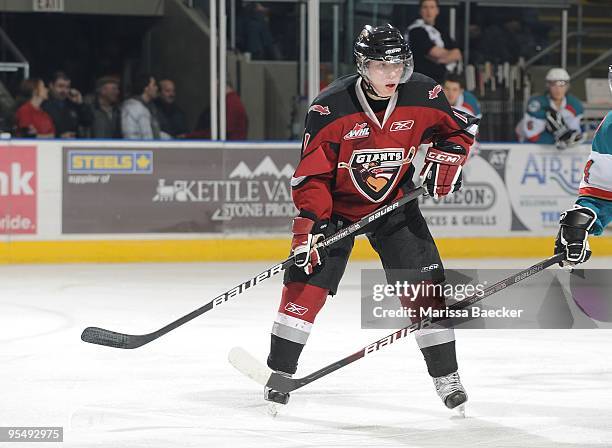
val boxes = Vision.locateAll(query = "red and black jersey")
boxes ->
[292,72,475,223]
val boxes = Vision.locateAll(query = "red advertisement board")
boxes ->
[0,146,37,234]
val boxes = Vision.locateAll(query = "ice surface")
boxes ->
[1,257,612,447]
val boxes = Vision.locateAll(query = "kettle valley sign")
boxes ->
[62,147,299,234]
[152,156,297,221]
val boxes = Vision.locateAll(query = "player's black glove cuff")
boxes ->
[554,205,597,266]
[555,130,583,150]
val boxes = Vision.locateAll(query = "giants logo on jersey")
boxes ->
[344,123,370,140]
[340,147,415,202]
[390,120,415,132]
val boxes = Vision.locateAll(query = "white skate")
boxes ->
[433,371,468,417]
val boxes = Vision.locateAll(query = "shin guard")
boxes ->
[267,282,328,374]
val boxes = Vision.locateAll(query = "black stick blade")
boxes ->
[266,371,299,394]
[81,327,144,349]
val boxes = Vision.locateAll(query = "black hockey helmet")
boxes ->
[354,24,414,96]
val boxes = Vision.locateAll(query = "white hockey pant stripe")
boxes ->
[271,312,313,344]
[414,327,455,349]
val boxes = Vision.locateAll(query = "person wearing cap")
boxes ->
[90,76,122,139]
[516,67,584,149]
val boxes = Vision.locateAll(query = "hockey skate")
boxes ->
[264,371,291,416]
[433,371,467,417]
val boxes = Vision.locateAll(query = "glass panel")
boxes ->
[1,1,607,142]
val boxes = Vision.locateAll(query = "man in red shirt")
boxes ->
[265,24,475,414]
[225,85,248,140]
[191,84,248,140]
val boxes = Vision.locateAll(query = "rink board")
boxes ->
[0,139,610,263]
[1,236,612,263]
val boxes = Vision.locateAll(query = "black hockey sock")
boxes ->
[420,340,458,377]
[267,334,305,375]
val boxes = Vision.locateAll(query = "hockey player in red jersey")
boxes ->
[265,24,475,412]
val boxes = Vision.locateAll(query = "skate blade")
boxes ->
[267,402,280,417]
[454,404,466,418]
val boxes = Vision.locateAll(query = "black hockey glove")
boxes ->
[545,109,582,150]
[545,109,566,135]
[554,205,597,266]
[555,129,583,150]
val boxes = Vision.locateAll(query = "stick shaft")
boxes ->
[269,253,564,392]
[82,186,426,348]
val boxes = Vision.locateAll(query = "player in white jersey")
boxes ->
[555,65,612,264]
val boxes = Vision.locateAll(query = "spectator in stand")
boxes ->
[237,2,281,60]
[405,0,462,83]
[516,68,584,149]
[121,73,167,140]
[154,78,188,138]
[90,76,122,139]
[443,73,481,157]
[13,78,55,138]
[190,83,248,140]
[42,71,93,138]
[443,73,481,119]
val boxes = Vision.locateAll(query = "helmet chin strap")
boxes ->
[361,76,392,100]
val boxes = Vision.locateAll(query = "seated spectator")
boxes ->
[42,70,93,138]
[405,0,462,83]
[189,83,248,140]
[154,78,188,137]
[90,76,121,139]
[443,73,482,119]
[443,73,481,157]
[13,78,55,138]
[121,73,167,140]
[516,68,584,149]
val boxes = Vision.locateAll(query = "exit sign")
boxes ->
[33,0,64,12]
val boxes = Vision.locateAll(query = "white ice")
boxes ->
[1,257,612,448]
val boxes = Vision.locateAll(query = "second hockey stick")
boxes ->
[81,186,427,349]
[230,253,565,393]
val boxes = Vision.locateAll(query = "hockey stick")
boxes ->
[80,186,427,349]
[230,253,565,393]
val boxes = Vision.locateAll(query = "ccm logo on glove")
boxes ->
[425,150,465,164]
[420,142,468,199]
